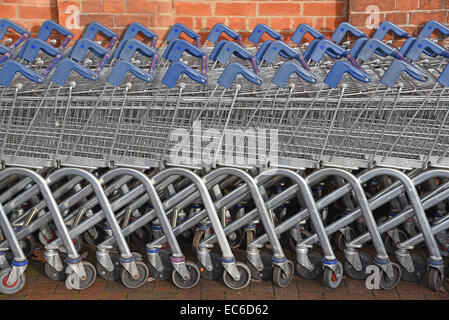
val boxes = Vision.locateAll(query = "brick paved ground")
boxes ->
[2,244,449,300]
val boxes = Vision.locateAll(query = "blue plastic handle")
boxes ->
[117,39,158,61]
[324,60,371,88]
[0,60,45,87]
[210,40,233,61]
[355,38,395,62]
[304,38,345,63]
[0,19,29,50]
[207,23,243,46]
[372,22,410,41]
[107,60,155,87]
[271,61,317,88]
[247,24,283,46]
[290,24,325,46]
[82,22,119,50]
[161,62,207,88]
[437,63,449,87]
[255,40,272,62]
[331,22,367,44]
[217,62,263,89]
[69,38,110,62]
[418,20,449,38]
[165,23,201,48]
[51,58,100,86]
[18,38,60,63]
[37,20,74,50]
[213,41,251,63]
[113,22,158,58]
[163,39,207,76]
[405,38,449,61]
[260,40,300,64]
[380,60,428,88]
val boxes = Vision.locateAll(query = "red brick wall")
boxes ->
[0,0,448,45]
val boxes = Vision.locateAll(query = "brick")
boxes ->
[115,14,149,27]
[271,17,291,31]
[19,5,58,20]
[248,17,270,31]
[396,0,419,11]
[150,15,173,28]
[177,286,201,300]
[104,0,126,13]
[26,0,57,6]
[410,11,447,26]
[0,4,17,19]
[58,0,81,11]
[205,18,224,31]
[226,292,275,300]
[348,13,370,27]
[174,2,212,16]
[174,16,194,29]
[101,292,128,300]
[80,14,114,28]
[82,0,103,13]
[419,0,444,10]
[384,12,409,26]
[350,0,395,12]
[227,17,247,31]
[325,17,346,31]
[259,3,301,16]
[127,1,172,14]
[303,2,346,17]
[215,2,256,16]
[201,290,225,300]
[325,292,375,300]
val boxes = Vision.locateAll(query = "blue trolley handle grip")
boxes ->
[0,60,45,87]
[113,22,158,58]
[331,22,367,44]
[209,40,229,61]
[0,19,29,50]
[18,38,60,63]
[304,38,346,63]
[247,24,283,46]
[207,23,243,46]
[161,61,207,88]
[164,39,207,76]
[42,52,64,78]
[255,40,272,63]
[213,41,259,74]
[381,60,428,87]
[107,60,155,87]
[260,40,299,63]
[355,38,395,61]
[272,61,317,88]
[437,63,449,87]
[69,38,110,62]
[405,38,449,61]
[324,60,371,88]
[37,20,74,50]
[51,58,100,86]
[117,39,158,61]
[82,22,119,50]
[418,20,449,39]
[290,24,325,46]
[217,62,263,89]
[372,22,410,41]
[165,23,201,48]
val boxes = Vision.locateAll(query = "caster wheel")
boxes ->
[130,225,153,247]
[172,261,200,289]
[179,230,194,246]
[20,235,36,257]
[96,253,121,281]
[344,252,372,280]
[121,261,149,289]
[323,262,343,289]
[228,229,244,249]
[148,250,173,281]
[84,226,107,248]
[273,260,294,288]
[223,261,251,290]
[44,253,68,281]
[332,228,356,252]
[65,261,96,290]
[428,267,443,292]
[198,251,223,281]
[0,268,25,294]
[289,229,312,252]
[296,251,323,280]
[38,227,57,246]
[400,253,426,282]
[379,262,401,290]
[248,250,273,281]
[384,230,408,255]
[192,229,205,255]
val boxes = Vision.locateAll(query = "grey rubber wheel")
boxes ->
[248,250,273,281]
[121,261,149,289]
[223,261,251,290]
[0,268,26,295]
[296,251,323,280]
[323,262,343,289]
[198,251,223,281]
[148,250,173,281]
[172,260,200,289]
[428,267,443,292]
[379,262,401,290]
[96,253,121,281]
[344,251,372,280]
[273,260,294,288]
[66,261,96,290]
[400,253,426,283]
